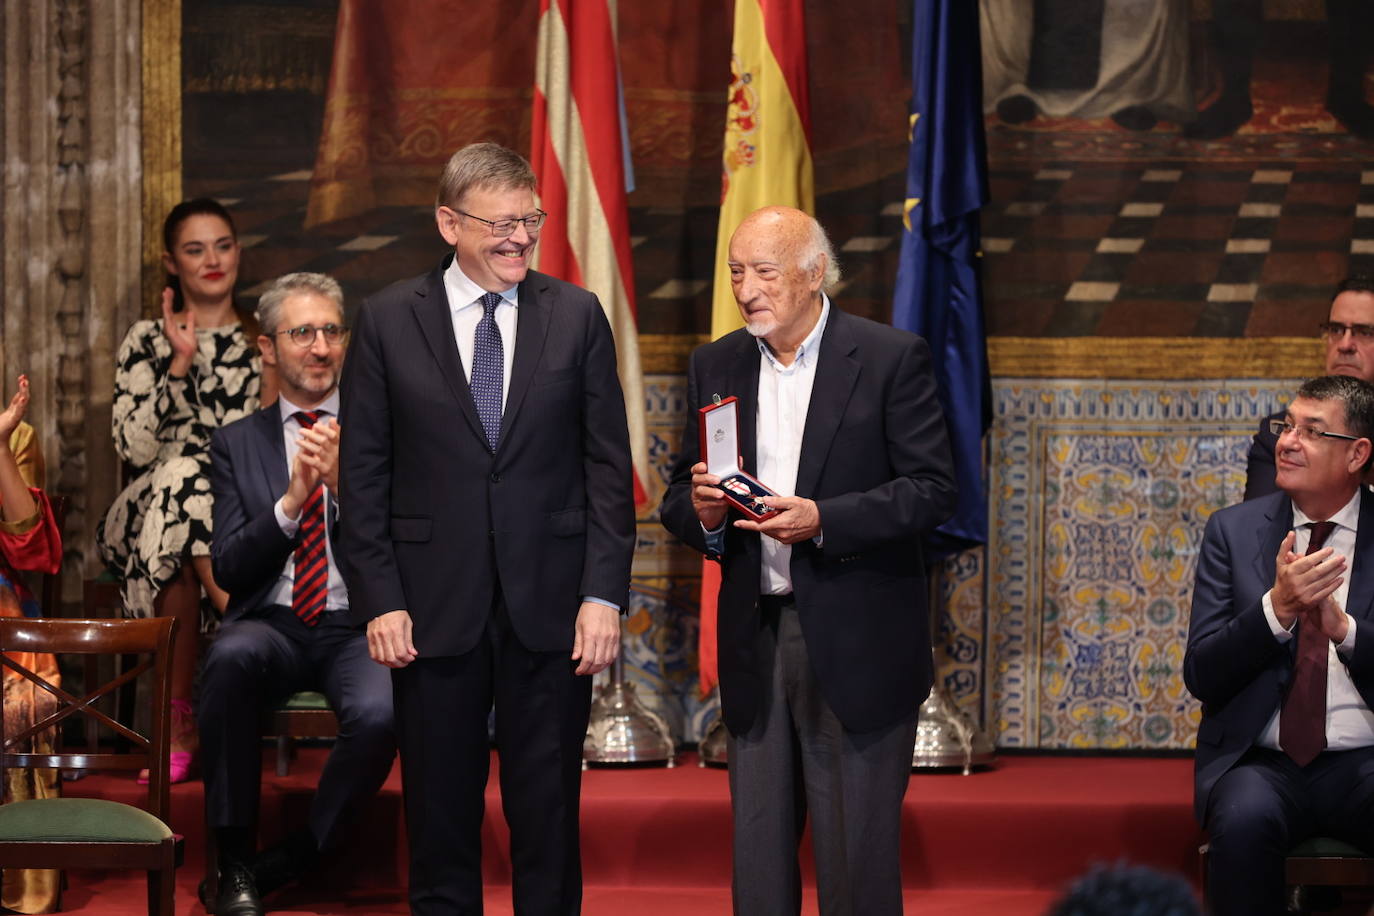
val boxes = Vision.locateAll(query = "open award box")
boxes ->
[698,396,779,522]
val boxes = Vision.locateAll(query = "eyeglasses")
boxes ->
[457,209,547,237]
[1269,419,1363,443]
[1319,321,1374,341]
[276,324,347,347]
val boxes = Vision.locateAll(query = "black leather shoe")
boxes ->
[214,863,264,916]
[251,828,319,897]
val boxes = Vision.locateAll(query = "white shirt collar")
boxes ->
[443,257,518,312]
[757,294,831,370]
[277,389,340,425]
[1292,488,1362,534]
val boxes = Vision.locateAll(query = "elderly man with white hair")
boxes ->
[661,206,958,914]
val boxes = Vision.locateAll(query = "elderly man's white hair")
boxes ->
[799,215,842,292]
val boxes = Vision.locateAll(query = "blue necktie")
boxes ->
[472,292,504,450]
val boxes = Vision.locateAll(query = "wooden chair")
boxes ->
[1201,836,1374,914]
[77,573,139,751]
[1284,836,1374,913]
[0,616,184,916]
[266,690,339,777]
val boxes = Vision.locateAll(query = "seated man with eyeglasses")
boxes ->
[1188,374,1374,916]
[1246,276,1374,500]
[200,272,396,916]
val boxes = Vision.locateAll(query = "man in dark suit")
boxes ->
[1187,374,1374,916]
[660,206,957,913]
[338,142,635,915]
[1245,276,1374,500]
[203,272,396,916]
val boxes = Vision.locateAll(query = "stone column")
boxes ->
[2,0,146,608]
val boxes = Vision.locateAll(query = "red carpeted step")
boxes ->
[57,873,1061,915]
[61,749,1197,912]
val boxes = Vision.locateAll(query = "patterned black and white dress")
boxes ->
[96,318,260,630]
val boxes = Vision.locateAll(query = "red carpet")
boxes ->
[46,750,1197,915]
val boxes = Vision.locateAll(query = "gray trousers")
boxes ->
[727,599,918,916]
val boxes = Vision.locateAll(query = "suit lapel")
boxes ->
[253,406,289,504]
[410,263,486,446]
[1253,495,1292,589]
[727,332,761,474]
[499,273,553,451]
[1348,488,1374,620]
[795,308,859,499]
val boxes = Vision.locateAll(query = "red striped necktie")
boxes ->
[1279,519,1337,766]
[291,410,328,626]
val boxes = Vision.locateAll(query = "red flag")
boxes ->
[532,0,649,507]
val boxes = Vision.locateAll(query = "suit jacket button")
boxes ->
[490,472,501,483]
[488,529,495,539]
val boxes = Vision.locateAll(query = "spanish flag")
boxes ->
[700,0,814,694]
[532,0,650,508]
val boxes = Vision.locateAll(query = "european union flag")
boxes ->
[892,0,991,558]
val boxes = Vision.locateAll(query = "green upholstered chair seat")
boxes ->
[0,797,172,843]
[1291,837,1372,859]
[280,690,330,710]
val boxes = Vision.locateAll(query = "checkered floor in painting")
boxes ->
[190,132,1374,345]
[982,159,1374,337]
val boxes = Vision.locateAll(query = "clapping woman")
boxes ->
[96,199,269,782]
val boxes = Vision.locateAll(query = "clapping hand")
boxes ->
[160,287,198,377]
[295,417,341,495]
[1271,530,1345,628]
[0,374,30,443]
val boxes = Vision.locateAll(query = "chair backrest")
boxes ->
[0,616,177,820]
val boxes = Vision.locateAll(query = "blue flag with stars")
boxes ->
[891,0,991,557]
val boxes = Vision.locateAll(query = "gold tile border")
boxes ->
[641,334,1324,380]
[639,334,708,375]
[988,337,1322,379]
[141,0,182,313]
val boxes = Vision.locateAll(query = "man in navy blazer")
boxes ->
[1187,375,1374,916]
[338,143,635,915]
[1244,276,1374,501]
[203,272,395,916]
[660,207,957,914]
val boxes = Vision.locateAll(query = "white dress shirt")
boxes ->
[755,296,830,596]
[1257,490,1374,751]
[443,258,518,411]
[270,391,348,613]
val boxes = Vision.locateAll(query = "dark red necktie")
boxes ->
[291,410,328,627]
[1279,520,1337,766]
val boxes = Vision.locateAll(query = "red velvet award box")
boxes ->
[698,396,779,522]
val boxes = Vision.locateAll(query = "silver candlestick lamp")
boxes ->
[583,649,675,768]
[697,687,728,767]
[911,558,995,774]
[912,684,995,774]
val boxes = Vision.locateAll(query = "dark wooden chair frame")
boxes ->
[1201,836,1374,914]
[0,616,184,916]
